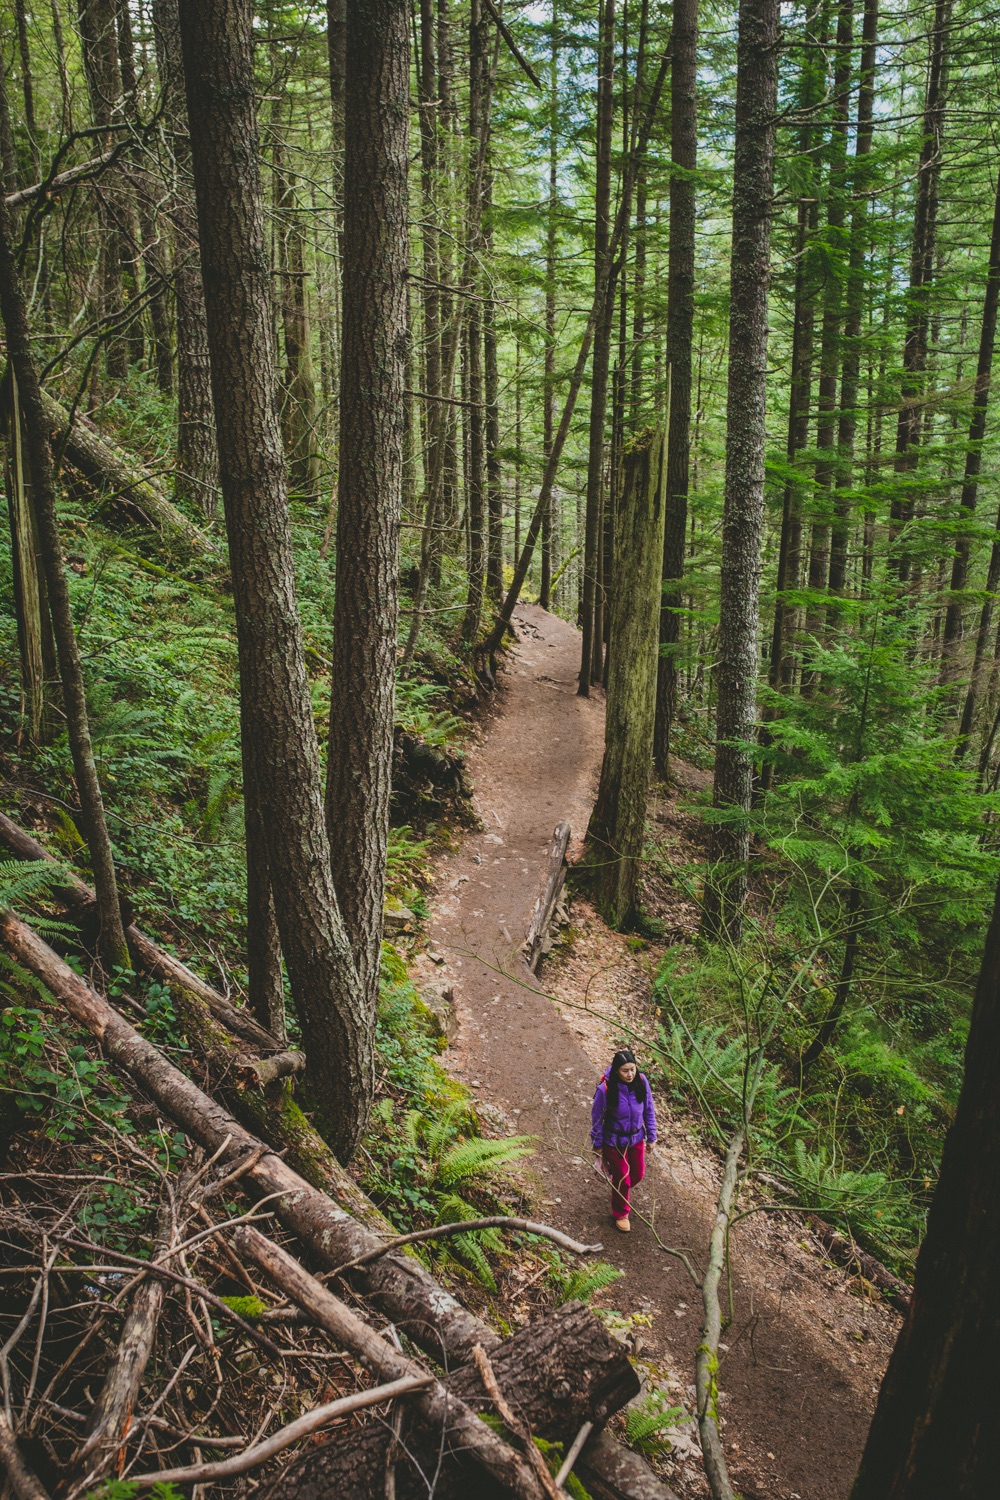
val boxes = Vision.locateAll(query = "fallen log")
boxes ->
[526,821,571,972]
[0,911,676,1500]
[806,1214,911,1315]
[0,809,279,1051]
[69,1196,172,1488]
[264,1285,639,1499]
[38,389,215,558]
[237,1226,553,1500]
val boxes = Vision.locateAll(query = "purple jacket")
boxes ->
[591,1070,657,1151]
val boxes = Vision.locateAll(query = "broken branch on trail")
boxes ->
[525,820,571,971]
[0,907,675,1500]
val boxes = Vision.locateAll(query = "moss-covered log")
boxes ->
[39,389,216,558]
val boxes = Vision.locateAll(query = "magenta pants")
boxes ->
[602,1140,646,1220]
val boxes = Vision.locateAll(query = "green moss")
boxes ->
[219,1295,266,1323]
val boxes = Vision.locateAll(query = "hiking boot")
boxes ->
[614,1215,631,1233]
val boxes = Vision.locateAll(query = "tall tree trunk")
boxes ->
[154,0,220,519]
[849,871,1000,1499]
[2,367,59,743]
[587,425,668,928]
[77,0,131,382]
[939,172,1000,691]
[540,0,559,610]
[117,0,174,394]
[834,0,879,581]
[700,0,779,944]
[653,0,697,775]
[177,0,370,1163]
[888,0,950,584]
[579,0,615,694]
[326,0,408,1016]
[51,0,75,140]
[274,140,320,499]
[484,160,503,607]
[805,0,853,648]
[0,161,128,973]
[461,0,489,643]
[14,0,41,178]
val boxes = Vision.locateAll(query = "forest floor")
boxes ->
[417,602,901,1500]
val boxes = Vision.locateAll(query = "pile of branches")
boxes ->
[0,814,673,1500]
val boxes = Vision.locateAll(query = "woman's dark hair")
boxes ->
[604,1048,646,1111]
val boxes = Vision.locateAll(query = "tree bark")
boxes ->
[274,135,320,499]
[849,871,1000,1499]
[2,366,59,743]
[700,0,779,943]
[540,3,559,611]
[117,0,174,395]
[77,0,134,382]
[237,1226,556,1500]
[483,45,670,660]
[587,424,668,928]
[325,0,408,1044]
[178,0,370,1162]
[0,163,128,973]
[938,169,1000,688]
[834,0,879,586]
[2,907,672,1500]
[266,1288,639,1500]
[887,0,950,584]
[153,0,220,520]
[579,0,616,694]
[807,0,853,634]
[653,0,698,774]
[461,0,490,643]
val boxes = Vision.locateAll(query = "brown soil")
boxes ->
[421,603,899,1500]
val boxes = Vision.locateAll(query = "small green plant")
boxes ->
[553,1259,624,1305]
[624,1393,687,1457]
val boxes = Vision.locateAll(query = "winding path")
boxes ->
[426,603,897,1500]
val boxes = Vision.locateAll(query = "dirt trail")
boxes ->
[423,603,898,1500]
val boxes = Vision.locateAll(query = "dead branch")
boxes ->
[472,1343,562,1500]
[236,1226,551,1500]
[69,1197,173,1484]
[39,390,214,556]
[525,821,571,972]
[0,909,675,1500]
[55,1235,284,1359]
[0,809,279,1051]
[0,1412,51,1500]
[125,1375,436,1487]
[695,1127,744,1500]
[324,1215,602,1279]
[4,151,118,210]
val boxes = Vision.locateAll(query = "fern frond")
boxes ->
[435,1134,534,1188]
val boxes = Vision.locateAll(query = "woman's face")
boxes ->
[616,1062,637,1083]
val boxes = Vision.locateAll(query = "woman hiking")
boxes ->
[591,1048,657,1232]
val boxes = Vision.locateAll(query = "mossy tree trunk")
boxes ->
[700,0,779,944]
[586,424,668,928]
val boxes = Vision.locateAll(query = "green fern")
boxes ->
[434,1134,534,1189]
[0,859,76,944]
[555,1260,624,1306]
[624,1394,686,1456]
